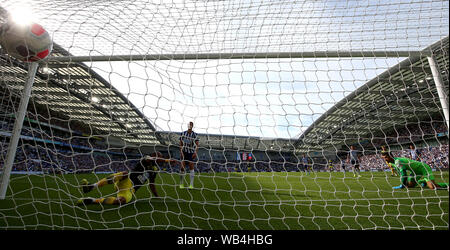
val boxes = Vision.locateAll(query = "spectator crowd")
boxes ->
[1,99,448,174]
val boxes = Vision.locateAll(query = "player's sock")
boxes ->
[80,197,114,205]
[179,171,185,186]
[94,178,109,188]
[93,198,104,204]
[189,170,195,187]
[101,197,117,205]
[81,179,94,193]
[91,197,115,205]
[77,197,93,206]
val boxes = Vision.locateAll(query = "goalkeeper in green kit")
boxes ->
[380,151,448,190]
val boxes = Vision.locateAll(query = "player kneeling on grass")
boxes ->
[380,151,448,190]
[77,152,166,206]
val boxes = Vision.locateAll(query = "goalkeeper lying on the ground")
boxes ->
[380,151,448,190]
[76,152,166,206]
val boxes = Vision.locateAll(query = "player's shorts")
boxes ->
[351,159,360,168]
[182,152,197,163]
[113,173,135,203]
[406,164,435,183]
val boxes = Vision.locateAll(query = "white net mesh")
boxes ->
[0,0,448,230]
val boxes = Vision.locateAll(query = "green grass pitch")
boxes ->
[0,171,448,230]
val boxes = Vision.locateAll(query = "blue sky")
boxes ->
[87,57,403,138]
[2,0,448,139]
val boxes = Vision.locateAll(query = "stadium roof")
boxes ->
[0,15,295,152]
[294,36,449,153]
[0,3,448,153]
[1,35,448,153]
[1,46,296,151]
[0,43,163,145]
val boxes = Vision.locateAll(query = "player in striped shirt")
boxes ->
[301,154,311,175]
[409,144,422,161]
[179,121,199,189]
[347,145,361,177]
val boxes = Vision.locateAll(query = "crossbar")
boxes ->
[46,51,427,63]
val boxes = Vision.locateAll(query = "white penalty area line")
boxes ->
[4,196,449,204]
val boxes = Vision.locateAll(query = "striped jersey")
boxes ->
[180,130,199,154]
[410,149,421,160]
[302,157,308,164]
[349,149,358,161]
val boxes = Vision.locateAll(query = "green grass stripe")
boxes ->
[1,172,448,230]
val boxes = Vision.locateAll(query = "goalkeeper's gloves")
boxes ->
[393,184,405,189]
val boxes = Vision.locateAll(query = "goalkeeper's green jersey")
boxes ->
[390,157,434,183]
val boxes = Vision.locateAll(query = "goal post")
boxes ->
[0,62,38,199]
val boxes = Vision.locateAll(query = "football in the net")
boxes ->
[0,22,53,62]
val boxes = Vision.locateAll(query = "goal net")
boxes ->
[0,0,448,230]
